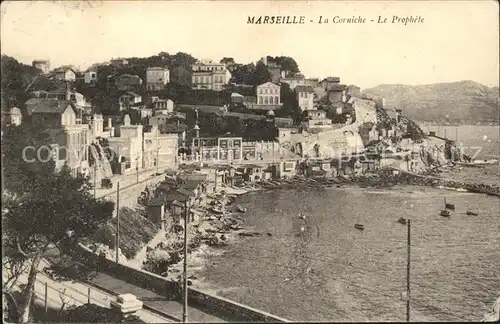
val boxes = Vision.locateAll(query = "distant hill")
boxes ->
[363,80,499,123]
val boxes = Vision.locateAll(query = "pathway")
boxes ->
[8,259,174,323]
[87,272,227,323]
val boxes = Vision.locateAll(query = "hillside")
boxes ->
[363,81,499,123]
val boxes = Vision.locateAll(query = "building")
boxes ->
[191,59,231,91]
[110,58,129,66]
[53,67,76,81]
[305,78,320,88]
[37,88,92,113]
[346,85,361,98]
[108,115,143,174]
[149,97,174,113]
[302,109,332,132]
[32,60,50,74]
[295,85,315,111]
[319,77,341,91]
[29,99,90,175]
[267,62,282,83]
[119,92,143,110]
[170,66,192,86]
[280,73,305,90]
[84,70,97,84]
[142,125,178,170]
[146,67,170,91]
[116,74,143,91]
[256,82,281,105]
[1,107,22,126]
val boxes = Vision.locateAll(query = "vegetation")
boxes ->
[2,123,115,323]
[89,207,159,260]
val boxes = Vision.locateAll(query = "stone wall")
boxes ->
[75,244,290,322]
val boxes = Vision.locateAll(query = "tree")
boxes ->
[220,57,235,65]
[249,62,272,86]
[268,56,300,74]
[2,124,115,323]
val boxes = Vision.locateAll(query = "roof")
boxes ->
[147,66,168,70]
[247,104,282,111]
[53,66,76,74]
[231,92,244,98]
[176,187,195,198]
[29,99,75,115]
[159,123,188,133]
[122,91,141,98]
[181,179,204,189]
[257,82,280,88]
[294,85,314,93]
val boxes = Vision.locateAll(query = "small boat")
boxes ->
[466,211,478,216]
[397,218,407,225]
[440,210,451,217]
[236,205,247,213]
[354,224,364,230]
[209,207,224,214]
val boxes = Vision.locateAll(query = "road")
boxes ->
[7,259,174,323]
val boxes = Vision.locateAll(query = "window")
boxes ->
[259,97,263,104]
[269,96,274,104]
[275,96,279,104]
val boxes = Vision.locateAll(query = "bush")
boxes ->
[143,249,181,276]
[66,304,145,323]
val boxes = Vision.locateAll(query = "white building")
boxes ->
[53,67,76,81]
[84,70,97,84]
[256,82,281,105]
[295,85,315,111]
[146,67,170,91]
[191,59,231,91]
[302,109,332,132]
[119,92,143,110]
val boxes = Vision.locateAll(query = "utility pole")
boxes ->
[156,147,160,175]
[214,168,217,193]
[115,182,120,263]
[93,164,97,198]
[406,219,411,322]
[183,199,189,323]
[136,157,139,184]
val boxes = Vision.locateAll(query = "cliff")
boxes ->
[363,81,499,123]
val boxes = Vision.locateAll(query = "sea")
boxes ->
[193,125,500,322]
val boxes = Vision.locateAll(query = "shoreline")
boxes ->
[143,166,499,291]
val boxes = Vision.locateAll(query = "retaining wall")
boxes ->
[76,244,290,322]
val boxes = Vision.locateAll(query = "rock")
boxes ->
[220,234,227,241]
[266,232,272,236]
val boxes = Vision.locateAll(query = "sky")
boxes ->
[1,0,499,89]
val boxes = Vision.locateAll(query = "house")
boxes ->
[302,109,332,132]
[295,85,315,111]
[191,59,231,91]
[146,67,170,91]
[116,74,143,91]
[305,78,320,88]
[170,66,192,86]
[119,92,142,109]
[256,82,281,105]
[147,197,166,228]
[84,70,97,84]
[110,58,129,66]
[53,67,76,81]
[346,85,361,97]
[231,92,244,105]
[1,106,22,126]
[280,72,305,90]
[29,99,90,175]
[149,114,170,126]
[319,77,341,91]
[32,60,50,74]
[149,97,174,113]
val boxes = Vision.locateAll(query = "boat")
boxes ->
[466,211,478,216]
[440,210,451,217]
[354,224,364,230]
[236,205,247,213]
[397,218,407,225]
[209,207,224,214]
